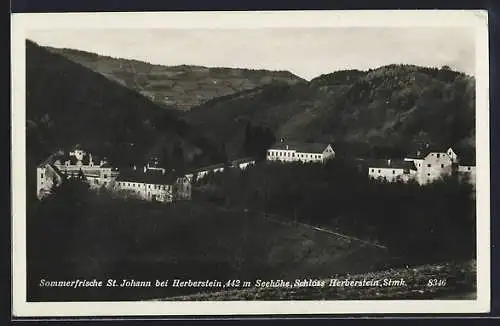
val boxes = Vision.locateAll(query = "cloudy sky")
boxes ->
[27,27,475,80]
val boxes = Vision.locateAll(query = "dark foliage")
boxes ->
[242,121,276,160]
[195,161,476,265]
[26,40,218,173]
[186,64,475,160]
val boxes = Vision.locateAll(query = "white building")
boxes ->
[230,157,256,170]
[184,157,256,183]
[369,146,475,186]
[266,141,335,163]
[36,145,191,202]
[368,159,418,183]
[36,146,119,199]
[114,171,191,202]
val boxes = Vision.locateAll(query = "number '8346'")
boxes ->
[427,279,447,287]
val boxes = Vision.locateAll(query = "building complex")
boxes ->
[368,147,476,186]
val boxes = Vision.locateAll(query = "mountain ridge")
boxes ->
[43,45,306,111]
[185,64,475,160]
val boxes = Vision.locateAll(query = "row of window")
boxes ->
[117,181,169,190]
[268,151,322,160]
[370,169,408,175]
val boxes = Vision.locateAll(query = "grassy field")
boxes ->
[158,260,476,301]
[28,198,389,301]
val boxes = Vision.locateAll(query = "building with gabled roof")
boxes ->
[370,146,476,186]
[368,159,418,183]
[114,169,191,202]
[266,140,335,163]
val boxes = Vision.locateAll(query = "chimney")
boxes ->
[143,166,147,173]
[280,137,284,143]
[133,165,137,171]
[387,159,391,166]
[286,145,289,150]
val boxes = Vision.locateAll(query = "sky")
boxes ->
[27,27,475,81]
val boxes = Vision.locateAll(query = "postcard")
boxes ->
[11,10,490,317]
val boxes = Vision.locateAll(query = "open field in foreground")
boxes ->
[28,199,389,301]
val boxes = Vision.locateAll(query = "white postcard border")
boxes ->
[11,10,490,317]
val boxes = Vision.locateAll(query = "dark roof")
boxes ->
[368,159,417,170]
[190,163,226,173]
[269,141,332,153]
[405,145,454,159]
[116,170,179,184]
[231,157,256,165]
[405,146,476,165]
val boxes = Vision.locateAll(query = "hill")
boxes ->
[185,64,475,159]
[26,40,222,199]
[44,46,305,111]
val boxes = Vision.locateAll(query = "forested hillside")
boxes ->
[26,40,222,199]
[45,46,305,110]
[186,64,475,159]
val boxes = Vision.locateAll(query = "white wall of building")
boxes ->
[368,167,417,183]
[417,152,453,185]
[266,145,334,163]
[115,181,174,202]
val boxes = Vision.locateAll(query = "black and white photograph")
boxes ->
[11,10,490,316]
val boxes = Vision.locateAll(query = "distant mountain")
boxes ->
[26,39,222,192]
[185,64,475,159]
[44,46,305,111]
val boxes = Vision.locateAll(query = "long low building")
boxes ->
[368,159,418,183]
[184,157,256,182]
[114,170,191,202]
[266,141,335,163]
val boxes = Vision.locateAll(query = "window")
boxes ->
[378,169,381,173]
[148,185,151,189]
[104,174,108,178]
[427,173,430,177]
[427,164,431,168]
[468,167,471,171]
[292,153,295,157]
[441,164,444,168]
[392,170,395,174]
[371,169,374,172]
[94,179,99,185]
[437,153,440,158]
[40,173,44,179]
